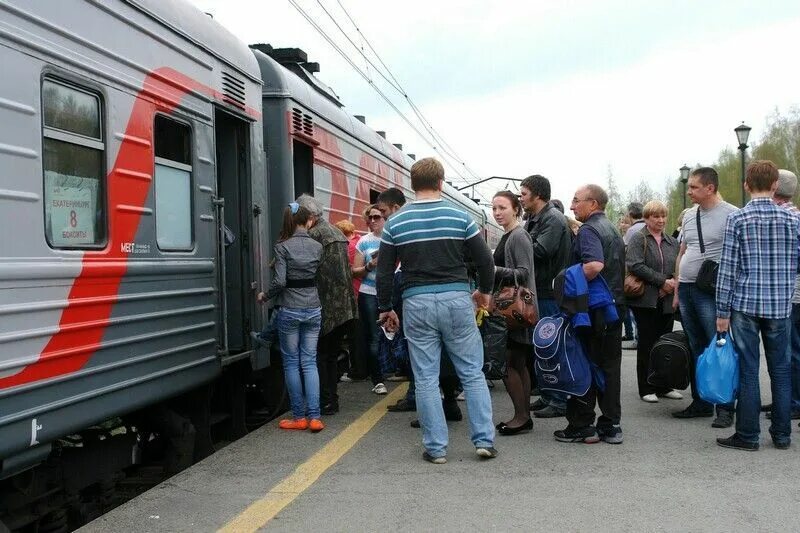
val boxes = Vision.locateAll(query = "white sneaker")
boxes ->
[641,394,659,403]
[372,383,388,395]
[663,390,683,400]
[456,391,465,401]
[339,373,353,383]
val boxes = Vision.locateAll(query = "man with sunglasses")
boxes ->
[554,185,625,444]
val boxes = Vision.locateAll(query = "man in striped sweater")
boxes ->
[376,158,497,464]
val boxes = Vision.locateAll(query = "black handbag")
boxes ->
[694,208,719,295]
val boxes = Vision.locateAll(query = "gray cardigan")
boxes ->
[494,225,538,345]
[625,226,679,313]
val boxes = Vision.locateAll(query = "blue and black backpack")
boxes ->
[532,314,592,397]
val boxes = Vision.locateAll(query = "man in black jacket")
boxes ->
[520,175,572,418]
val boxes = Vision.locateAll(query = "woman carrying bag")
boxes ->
[490,191,537,435]
[625,200,683,403]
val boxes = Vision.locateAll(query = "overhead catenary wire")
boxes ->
[331,0,485,185]
[288,0,489,201]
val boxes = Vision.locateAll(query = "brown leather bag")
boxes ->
[492,272,539,330]
[623,233,648,299]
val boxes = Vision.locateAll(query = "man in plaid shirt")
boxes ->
[715,160,800,451]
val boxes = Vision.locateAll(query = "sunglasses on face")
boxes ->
[368,215,384,221]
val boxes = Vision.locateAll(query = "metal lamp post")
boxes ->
[735,122,752,207]
[679,164,690,210]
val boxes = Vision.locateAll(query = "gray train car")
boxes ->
[0,0,267,529]
[250,45,501,243]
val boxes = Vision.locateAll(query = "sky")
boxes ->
[187,0,800,206]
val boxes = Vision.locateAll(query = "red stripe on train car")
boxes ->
[0,67,249,389]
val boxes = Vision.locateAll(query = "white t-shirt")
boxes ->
[356,232,381,295]
[678,201,738,283]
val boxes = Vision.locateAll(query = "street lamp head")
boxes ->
[679,164,690,183]
[734,122,752,149]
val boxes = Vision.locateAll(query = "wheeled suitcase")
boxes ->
[647,330,690,390]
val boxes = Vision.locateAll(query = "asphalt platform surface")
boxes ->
[82,346,800,532]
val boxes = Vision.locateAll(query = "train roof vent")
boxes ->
[292,107,315,139]
[221,71,246,110]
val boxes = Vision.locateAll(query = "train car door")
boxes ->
[214,108,252,353]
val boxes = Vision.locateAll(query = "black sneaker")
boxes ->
[321,403,339,415]
[712,410,734,428]
[716,433,759,451]
[773,439,791,450]
[672,404,714,419]
[533,405,566,418]
[598,425,623,444]
[554,425,600,443]
[422,451,446,464]
[530,398,548,411]
[475,446,498,459]
[386,399,416,412]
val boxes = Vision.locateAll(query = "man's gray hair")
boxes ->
[296,194,324,217]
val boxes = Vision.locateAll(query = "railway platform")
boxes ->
[81,351,800,532]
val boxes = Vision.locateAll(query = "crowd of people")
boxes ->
[254,155,800,461]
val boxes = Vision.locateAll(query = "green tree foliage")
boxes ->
[661,107,800,232]
[605,165,625,225]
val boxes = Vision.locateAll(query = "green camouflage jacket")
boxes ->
[309,219,358,336]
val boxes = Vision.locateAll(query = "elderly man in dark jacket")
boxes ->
[296,194,358,415]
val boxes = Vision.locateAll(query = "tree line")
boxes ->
[606,107,800,231]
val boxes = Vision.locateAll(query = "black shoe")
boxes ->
[530,398,548,411]
[387,399,416,412]
[761,403,772,412]
[597,425,623,444]
[533,405,566,418]
[622,335,634,341]
[672,404,714,419]
[498,419,533,436]
[766,409,800,420]
[476,446,498,459]
[422,451,446,464]
[321,403,339,415]
[530,387,541,396]
[554,425,600,443]
[773,439,791,450]
[410,419,421,428]
[716,433,759,451]
[712,410,734,428]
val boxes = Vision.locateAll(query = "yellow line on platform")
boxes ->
[218,383,408,533]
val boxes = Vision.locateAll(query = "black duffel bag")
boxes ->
[647,330,690,390]
[694,208,718,295]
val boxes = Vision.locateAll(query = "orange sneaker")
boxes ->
[279,418,308,430]
[308,419,325,432]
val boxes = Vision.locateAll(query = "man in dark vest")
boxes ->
[554,184,626,444]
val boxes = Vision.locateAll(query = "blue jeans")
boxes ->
[403,291,494,457]
[536,298,567,409]
[790,304,800,411]
[731,311,792,444]
[358,292,385,385]
[277,307,322,419]
[678,283,734,412]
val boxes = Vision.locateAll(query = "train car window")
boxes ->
[154,116,193,251]
[42,79,105,248]
[293,140,314,196]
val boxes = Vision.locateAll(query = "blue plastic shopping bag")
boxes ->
[696,332,739,405]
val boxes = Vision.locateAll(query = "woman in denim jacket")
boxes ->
[258,203,324,431]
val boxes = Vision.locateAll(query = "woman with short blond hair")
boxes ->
[625,200,683,403]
